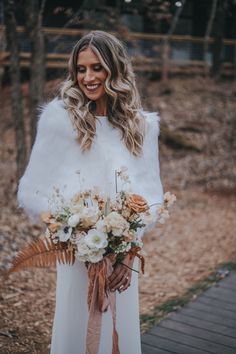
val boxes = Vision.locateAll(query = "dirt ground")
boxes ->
[0,77,236,353]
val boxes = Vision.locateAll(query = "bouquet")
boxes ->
[8,168,176,354]
[9,168,176,273]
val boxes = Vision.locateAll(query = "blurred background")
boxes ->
[0,1,236,353]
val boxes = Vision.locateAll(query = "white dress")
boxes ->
[17,98,163,354]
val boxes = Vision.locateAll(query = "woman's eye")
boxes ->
[76,65,103,73]
[77,67,85,73]
[93,65,103,71]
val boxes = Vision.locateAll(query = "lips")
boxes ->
[84,84,101,92]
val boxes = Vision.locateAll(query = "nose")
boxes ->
[84,69,95,82]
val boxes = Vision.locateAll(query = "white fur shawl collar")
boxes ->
[17,98,163,222]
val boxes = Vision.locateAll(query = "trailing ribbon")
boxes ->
[86,255,120,354]
[128,246,145,274]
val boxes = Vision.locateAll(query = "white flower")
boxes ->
[87,249,105,263]
[115,241,132,254]
[84,229,108,249]
[95,219,107,232]
[104,211,129,237]
[157,207,169,224]
[75,251,89,263]
[57,226,72,242]
[68,213,81,227]
[139,211,156,225]
[76,237,90,256]
[164,192,177,208]
[80,206,100,228]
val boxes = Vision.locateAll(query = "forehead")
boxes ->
[77,47,100,64]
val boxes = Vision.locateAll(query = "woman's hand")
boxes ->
[108,254,135,293]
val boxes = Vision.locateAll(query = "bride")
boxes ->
[17,30,163,354]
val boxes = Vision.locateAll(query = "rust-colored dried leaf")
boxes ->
[7,238,75,275]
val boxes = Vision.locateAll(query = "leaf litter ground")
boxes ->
[1,77,236,353]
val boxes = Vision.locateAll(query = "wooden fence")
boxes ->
[0,26,236,75]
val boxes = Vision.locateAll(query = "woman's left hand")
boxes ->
[108,254,135,293]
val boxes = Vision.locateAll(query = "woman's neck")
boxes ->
[95,96,108,116]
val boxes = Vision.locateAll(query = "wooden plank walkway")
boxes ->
[141,272,236,354]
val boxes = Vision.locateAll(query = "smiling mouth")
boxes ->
[84,84,100,92]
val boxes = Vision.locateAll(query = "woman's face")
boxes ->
[76,48,108,103]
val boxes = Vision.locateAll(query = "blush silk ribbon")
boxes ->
[86,255,120,354]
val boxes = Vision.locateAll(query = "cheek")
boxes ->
[77,73,82,84]
[99,70,108,82]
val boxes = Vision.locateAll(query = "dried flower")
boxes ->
[104,211,129,237]
[164,192,177,208]
[127,194,148,213]
[41,211,53,224]
[48,222,62,233]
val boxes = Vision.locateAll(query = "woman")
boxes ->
[17,31,163,354]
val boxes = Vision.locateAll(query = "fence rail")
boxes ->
[0,26,235,75]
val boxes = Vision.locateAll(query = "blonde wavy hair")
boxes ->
[61,30,144,156]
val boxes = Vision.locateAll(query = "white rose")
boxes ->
[87,249,105,263]
[76,237,90,255]
[84,229,108,249]
[75,252,89,262]
[68,213,81,227]
[57,226,72,242]
[80,206,100,228]
[95,219,107,232]
[104,211,129,237]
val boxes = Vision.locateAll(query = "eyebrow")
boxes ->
[76,62,101,66]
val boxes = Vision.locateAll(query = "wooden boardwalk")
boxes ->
[141,272,236,354]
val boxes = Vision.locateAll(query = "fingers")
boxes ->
[108,264,132,292]
[108,265,127,291]
[118,275,130,293]
[108,264,126,283]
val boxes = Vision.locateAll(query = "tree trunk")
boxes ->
[204,0,218,76]
[232,1,236,78]
[211,0,228,78]
[161,0,186,82]
[3,0,27,180]
[25,0,46,147]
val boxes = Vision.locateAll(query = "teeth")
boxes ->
[86,84,99,90]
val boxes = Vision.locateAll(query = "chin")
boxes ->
[86,94,100,101]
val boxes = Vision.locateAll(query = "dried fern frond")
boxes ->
[7,237,75,274]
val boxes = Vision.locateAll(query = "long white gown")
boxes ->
[17,98,163,354]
